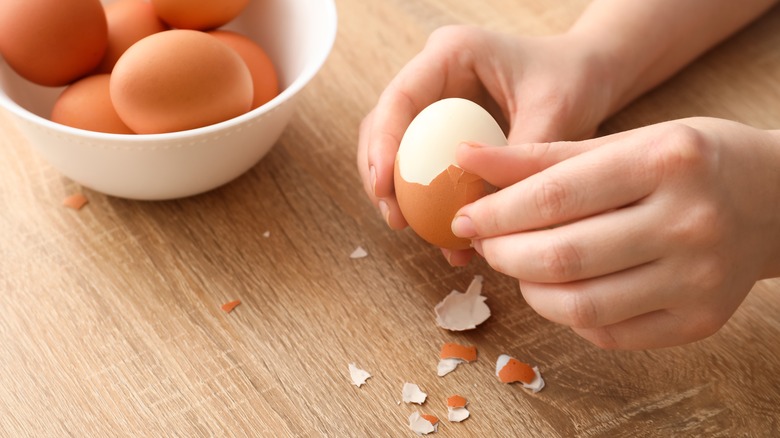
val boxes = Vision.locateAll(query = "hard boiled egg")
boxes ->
[394,98,507,250]
[51,74,133,134]
[150,0,249,30]
[208,30,279,109]
[110,29,253,134]
[0,0,107,86]
[94,0,169,73]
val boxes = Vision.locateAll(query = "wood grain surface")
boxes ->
[2,0,780,436]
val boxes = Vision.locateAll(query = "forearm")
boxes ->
[568,0,779,117]
[763,129,780,279]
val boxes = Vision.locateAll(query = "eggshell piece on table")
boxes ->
[209,30,279,109]
[348,363,372,388]
[402,382,428,405]
[51,74,134,134]
[439,343,477,362]
[446,394,467,408]
[408,412,438,435]
[446,395,470,422]
[349,246,368,259]
[95,0,169,73]
[150,0,249,30]
[110,30,253,134]
[437,343,477,376]
[62,193,89,210]
[495,354,545,393]
[0,0,107,86]
[394,98,507,250]
[434,275,491,331]
[221,299,241,313]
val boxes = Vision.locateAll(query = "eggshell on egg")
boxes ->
[208,30,280,109]
[94,0,169,73]
[0,0,107,86]
[394,98,508,250]
[110,29,253,134]
[150,0,249,30]
[51,74,134,134]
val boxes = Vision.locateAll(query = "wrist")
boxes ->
[554,29,626,127]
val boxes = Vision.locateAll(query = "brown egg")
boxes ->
[394,98,507,250]
[0,0,107,86]
[150,0,249,30]
[51,74,134,134]
[110,30,253,134]
[95,0,168,73]
[208,30,279,109]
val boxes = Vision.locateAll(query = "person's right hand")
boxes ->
[357,25,617,265]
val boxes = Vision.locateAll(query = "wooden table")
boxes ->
[3,1,780,436]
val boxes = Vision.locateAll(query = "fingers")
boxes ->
[518,260,678,330]
[357,110,376,201]
[453,131,660,238]
[572,309,724,350]
[456,139,601,189]
[475,203,664,282]
[520,259,733,350]
[358,111,409,230]
[441,247,476,267]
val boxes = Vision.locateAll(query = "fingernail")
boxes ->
[442,248,454,266]
[369,165,377,196]
[460,141,485,149]
[378,200,391,227]
[472,239,483,256]
[451,215,476,238]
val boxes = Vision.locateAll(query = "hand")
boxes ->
[451,117,780,349]
[357,25,615,265]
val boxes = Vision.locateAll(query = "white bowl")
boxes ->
[0,0,337,200]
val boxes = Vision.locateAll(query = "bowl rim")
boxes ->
[0,0,338,143]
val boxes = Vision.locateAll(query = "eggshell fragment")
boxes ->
[437,343,477,376]
[402,382,428,405]
[408,411,438,435]
[446,395,467,408]
[439,343,477,362]
[437,358,463,377]
[394,98,507,249]
[348,363,371,387]
[495,354,545,393]
[446,395,470,422]
[62,193,89,210]
[434,275,491,331]
[349,246,368,259]
[221,300,241,313]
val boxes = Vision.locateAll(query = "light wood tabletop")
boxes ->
[2,0,780,436]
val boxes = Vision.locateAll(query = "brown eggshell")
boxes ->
[150,0,249,30]
[208,30,279,109]
[95,0,169,73]
[110,29,253,134]
[395,163,492,250]
[0,0,107,86]
[51,74,134,134]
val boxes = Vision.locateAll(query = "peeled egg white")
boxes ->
[394,98,508,250]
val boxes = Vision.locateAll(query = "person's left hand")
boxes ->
[451,117,780,349]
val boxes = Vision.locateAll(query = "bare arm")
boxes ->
[569,0,779,116]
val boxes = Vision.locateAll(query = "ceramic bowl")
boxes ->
[0,0,337,199]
